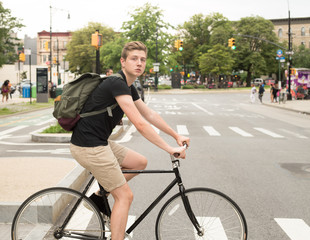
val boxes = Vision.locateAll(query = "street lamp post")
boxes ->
[49,5,70,86]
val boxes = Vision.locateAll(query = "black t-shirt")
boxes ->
[71,71,140,147]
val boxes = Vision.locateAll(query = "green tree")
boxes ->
[122,3,174,74]
[0,2,24,67]
[66,22,116,74]
[293,45,310,68]
[233,16,279,86]
[179,13,233,79]
[199,44,234,86]
[100,35,127,72]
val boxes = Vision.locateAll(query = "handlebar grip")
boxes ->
[173,143,188,158]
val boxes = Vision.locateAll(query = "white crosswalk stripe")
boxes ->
[177,125,189,135]
[203,126,221,136]
[0,125,27,135]
[254,127,285,138]
[275,218,310,240]
[229,127,253,137]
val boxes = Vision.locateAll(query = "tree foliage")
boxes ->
[293,45,310,68]
[233,16,279,85]
[122,3,174,74]
[199,44,234,80]
[0,2,24,67]
[66,22,116,74]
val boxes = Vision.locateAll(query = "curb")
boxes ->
[0,164,89,223]
[262,102,310,115]
[30,122,128,143]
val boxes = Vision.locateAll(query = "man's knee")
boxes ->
[111,184,134,204]
[139,155,148,170]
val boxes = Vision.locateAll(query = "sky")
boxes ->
[1,0,310,38]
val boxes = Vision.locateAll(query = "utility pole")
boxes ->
[287,10,292,100]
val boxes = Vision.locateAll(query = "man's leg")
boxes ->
[110,183,133,240]
[121,149,147,181]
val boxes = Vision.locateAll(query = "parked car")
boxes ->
[252,78,264,86]
[133,79,145,102]
[265,79,275,86]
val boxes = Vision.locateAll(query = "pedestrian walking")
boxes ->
[258,83,265,103]
[270,84,274,102]
[273,83,279,102]
[1,80,10,102]
[250,84,257,103]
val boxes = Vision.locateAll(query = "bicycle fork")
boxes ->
[173,162,204,236]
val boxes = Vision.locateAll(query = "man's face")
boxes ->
[121,50,146,78]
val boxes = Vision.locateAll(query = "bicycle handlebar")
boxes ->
[172,143,188,158]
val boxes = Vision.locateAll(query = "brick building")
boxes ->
[37,31,72,67]
[270,17,310,49]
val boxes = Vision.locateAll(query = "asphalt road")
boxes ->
[1,91,310,240]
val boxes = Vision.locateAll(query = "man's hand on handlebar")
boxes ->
[176,135,190,148]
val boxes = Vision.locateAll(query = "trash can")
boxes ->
[22,85,30,98]
[56,88,63,97]
[50,86,56,98]
[31,85,37,98]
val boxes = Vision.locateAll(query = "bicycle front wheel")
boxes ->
[11,187,105,240]
[156,188,247,240]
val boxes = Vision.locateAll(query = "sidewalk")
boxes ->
[262,98,310,114]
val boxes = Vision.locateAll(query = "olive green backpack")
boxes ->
[52,73,122,131]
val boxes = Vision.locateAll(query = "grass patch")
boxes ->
[0,99,54,116]
[42,122,71,134]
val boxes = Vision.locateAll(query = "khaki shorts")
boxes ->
[70,140,128,192]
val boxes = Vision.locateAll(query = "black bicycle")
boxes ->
[11,150,247,239]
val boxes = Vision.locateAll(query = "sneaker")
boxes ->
[88,193,110,216]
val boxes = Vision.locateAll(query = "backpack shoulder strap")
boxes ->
[79,73,123,118]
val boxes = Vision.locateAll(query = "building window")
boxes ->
[278,28,283,38]
[301,27,305,36]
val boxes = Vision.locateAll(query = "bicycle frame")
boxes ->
[58,158,203,239]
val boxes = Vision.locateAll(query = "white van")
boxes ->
[252,78,264,86]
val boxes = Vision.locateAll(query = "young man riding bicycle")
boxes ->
[70,41,189,240]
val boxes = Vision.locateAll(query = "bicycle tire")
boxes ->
[11,187,105,240]
[155,187,247,240]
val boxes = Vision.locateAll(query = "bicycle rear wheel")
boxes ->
[156,188,247,240]
[11,187,105,240]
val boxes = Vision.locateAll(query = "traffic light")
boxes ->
[19,53,25,62]
[91,30,103,49]
[228,38,232,48]
[53,57,57,64]
[231,38,236,50]
[179,41,183,51]
[174,40,180,50]
[44,41,49,51]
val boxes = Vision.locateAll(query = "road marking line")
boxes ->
[254,128,284,138]
[0,125,27,135]
[203,126,221,136]
[195,217,227,239]
[0,113,44,127]
[279,128,308,139]
[229,127,253,137]
[192,103,214,116]
[35,118,56,126]
[177,125,189,135]
[275,218,310,240]
[152,125,160,134]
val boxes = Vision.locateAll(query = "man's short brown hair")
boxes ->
[121,41,147,60]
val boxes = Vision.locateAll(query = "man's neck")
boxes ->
[122,69,136,86]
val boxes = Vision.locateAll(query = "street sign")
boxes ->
[24,49,31,55]
[277,49,283,57]
[285,51,294,55]
[153,62,160,72]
